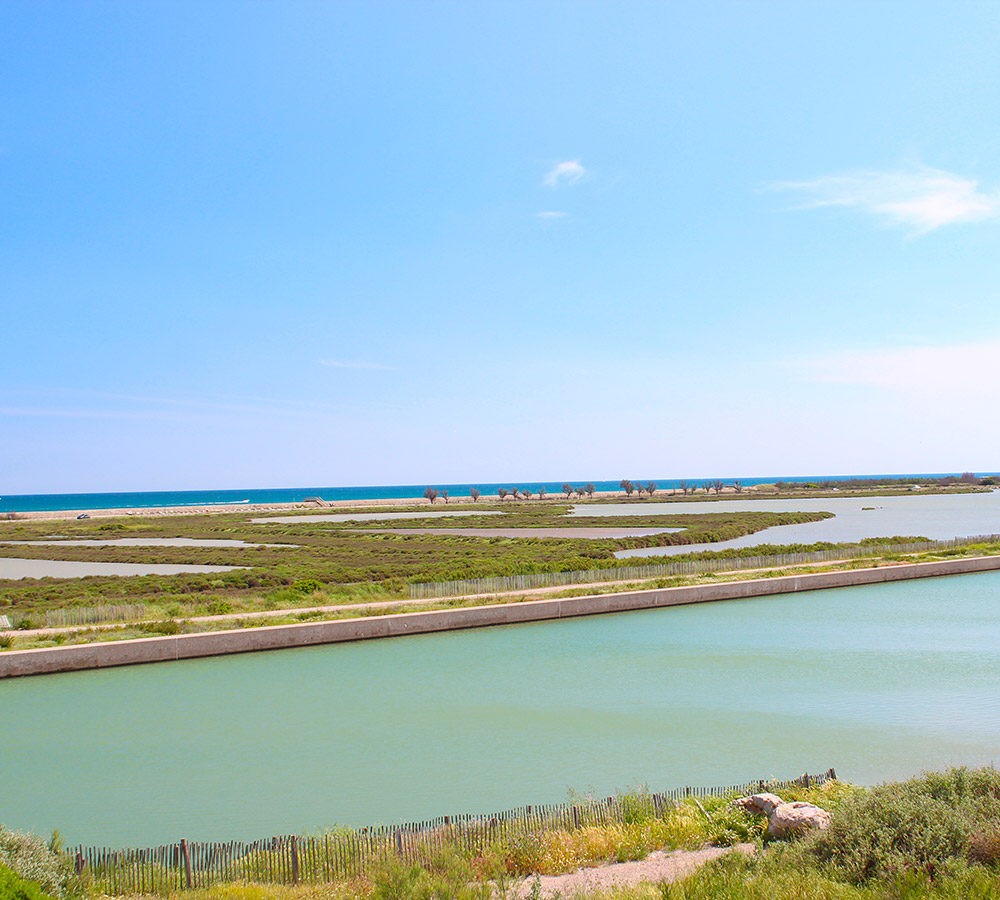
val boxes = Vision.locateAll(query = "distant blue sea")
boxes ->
[0,473,990,513]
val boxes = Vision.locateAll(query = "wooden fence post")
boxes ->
[180,839,192,889]
[291,835,299,885]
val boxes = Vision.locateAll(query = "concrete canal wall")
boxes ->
[4,554,1000,678]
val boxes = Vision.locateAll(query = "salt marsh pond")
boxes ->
[595,492,1000,557]
[0,558,245,580]
[4,568,999,846]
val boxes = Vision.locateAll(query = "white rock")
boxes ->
[767,801,831,837]
[733,793,785,816]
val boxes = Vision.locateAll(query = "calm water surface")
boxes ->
[593,492,1000,557]
[3,571,1000,846]
[0,559,244,580]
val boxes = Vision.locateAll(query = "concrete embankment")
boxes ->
[3,555,1000,679]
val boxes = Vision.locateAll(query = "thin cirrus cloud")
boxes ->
[536,211,567,220]
[542,160,587,187]
[802,339,1000,396]
[771,164,1000,234]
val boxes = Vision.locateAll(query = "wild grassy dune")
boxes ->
[5,769,1000,900]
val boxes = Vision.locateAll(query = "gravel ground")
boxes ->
[508,844,755,898]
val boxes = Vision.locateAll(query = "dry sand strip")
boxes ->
[509,844,755,898]
[3,489,700,523]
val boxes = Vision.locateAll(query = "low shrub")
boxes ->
[0,865,56,900]
[206,599,234,616]
[139,619,181,635]
[0,830,70,898]
[291,579,324,594]
[368,852,490,900]
[968,827,1000,867]
[804,768,1000,882]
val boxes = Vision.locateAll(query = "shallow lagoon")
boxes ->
[0,558,244,580]
[3,569,999,846]
[587,492,1000,557]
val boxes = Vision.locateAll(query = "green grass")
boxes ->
[0,866,57,900]
[0,504,830,622]
[6,535,1000,651]
[47,768,1000,900]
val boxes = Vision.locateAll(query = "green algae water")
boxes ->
[3,572,1000,846]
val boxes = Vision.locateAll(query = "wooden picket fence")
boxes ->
[6,603,147,629]
[72,769,836,892]
[409,535,1000,599]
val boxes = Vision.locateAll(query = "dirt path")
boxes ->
[508,844,754,898]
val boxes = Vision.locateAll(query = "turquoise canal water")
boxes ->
[3,571,1000,846]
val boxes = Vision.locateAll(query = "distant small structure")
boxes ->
[303,497,331,507]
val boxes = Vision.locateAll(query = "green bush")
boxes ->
[0,830,69,897]
[969,827,1000,867]
[291,579,324,594]
[368,851,490,900]
[804,768,1000,882]
[139,619,181,635]
[652,848,1000,899]
[0,865,56,900]
[207,599,233,616]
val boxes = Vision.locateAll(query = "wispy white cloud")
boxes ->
[536,211,567,220]
[802,338,1000,397]
[770,164,1000,234]
[319,359,395,370]
[543,160,587,188]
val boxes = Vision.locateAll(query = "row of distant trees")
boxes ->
[422,485,550,503]
[423,473,994,504]
[675,479,743,495]
[421,479,742,504]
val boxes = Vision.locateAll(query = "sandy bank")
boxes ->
[0,489,687,523]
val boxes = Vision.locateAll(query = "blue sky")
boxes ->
[4,1,1000,493]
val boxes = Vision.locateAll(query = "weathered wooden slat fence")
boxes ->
[6,603,147,629]
[409,535,1000,599]
[72,769,836,892]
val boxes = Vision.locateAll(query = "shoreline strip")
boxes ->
[3,555,999,679]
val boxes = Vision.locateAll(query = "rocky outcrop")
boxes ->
[733,793,831,838]
[733,793,784,816]
[767,800,832,837]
